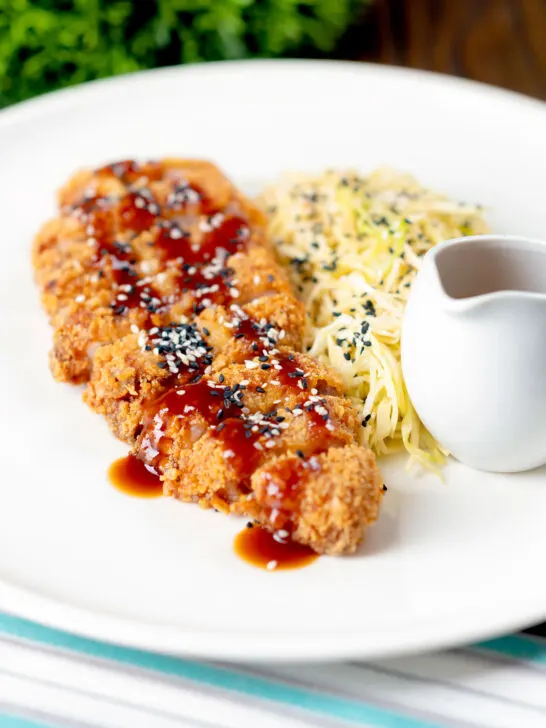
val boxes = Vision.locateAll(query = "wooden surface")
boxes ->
[349,0,546,100]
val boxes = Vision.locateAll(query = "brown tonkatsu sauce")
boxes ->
[234,524,318,570]
[68,161,251,319]
[108,453,163,498]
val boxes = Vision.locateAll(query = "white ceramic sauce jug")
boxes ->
[401,235,546,473]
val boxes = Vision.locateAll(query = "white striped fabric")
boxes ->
[0,614,545,728]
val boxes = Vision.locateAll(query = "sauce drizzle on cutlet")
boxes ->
[69,160,251,317]
[154,215,248,262]
[138,310,335,534]
[257,455,317,532]
[140,379,268,484]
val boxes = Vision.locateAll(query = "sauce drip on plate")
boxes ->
[108,454,163,498]
[234,524,318,570]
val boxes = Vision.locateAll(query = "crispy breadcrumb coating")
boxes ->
[34,159,383,555]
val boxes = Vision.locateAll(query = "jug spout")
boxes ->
[428,234,546,314]
[402,233,546,473]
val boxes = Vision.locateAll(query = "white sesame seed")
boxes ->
[210,212,225,228]
[266,560,278,571]
[75,294,85,303]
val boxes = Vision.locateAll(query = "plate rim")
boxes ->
[3,579,546,662]
[2,58,546,132]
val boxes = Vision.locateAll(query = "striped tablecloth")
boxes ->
[1,614,546,728]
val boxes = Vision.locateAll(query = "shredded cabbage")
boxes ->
[259,168,489,471]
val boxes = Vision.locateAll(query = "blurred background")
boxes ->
[1,0,545,108]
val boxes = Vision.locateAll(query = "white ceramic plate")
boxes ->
[1,60,546,663]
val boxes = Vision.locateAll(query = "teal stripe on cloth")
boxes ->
[0,716,54,728]
[0,613,441,728]
[477,634,546,664]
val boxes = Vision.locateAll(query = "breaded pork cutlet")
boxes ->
[33,159,292,383]
[87,308,381,554]
[34,159,383,555]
